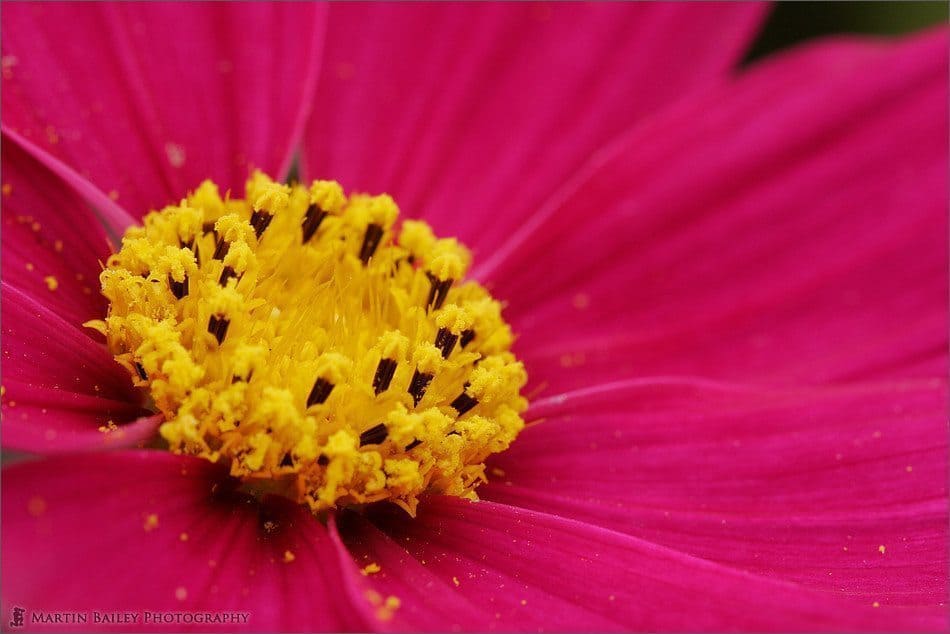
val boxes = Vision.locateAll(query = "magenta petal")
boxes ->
[2,127,139,238]
[482,29,948,393]
[1,283,153,453]
[329,512,495,631]
[2,451,371,632]
[2,2,327,218]
[484,378,948,606]
[1,134,113,326]
[303,3,765,251]
[361,496,943,632]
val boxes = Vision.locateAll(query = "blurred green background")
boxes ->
[746,1,947,62]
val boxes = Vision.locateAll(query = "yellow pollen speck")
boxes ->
[367,590,381,603]
[0,385,5,397]
[108,190,120,201]
[2,183,12,196]
[872,601,880,608]
[175,586,188,601]
[374,595,401,621]
[361,563,381,575]
[44,276,59,291]
[179,532,189,542]
[25,262,34,271]
[54,240,64,252]
[27,496,47,517]
[283,550,296,563]
[31,221,41,232]
[96,172,527,516]
[452,576,460,587]
[143,513,159,532]
[490,467,505,478]
[878,545,886,554]
[98,420,118,433]
[520,599,527,606]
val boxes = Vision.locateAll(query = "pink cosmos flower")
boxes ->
[1,2,947,632]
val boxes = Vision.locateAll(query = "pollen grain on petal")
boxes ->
[361,563,381,575]
[143,513,159,532]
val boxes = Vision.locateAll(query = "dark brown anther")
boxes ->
[231,370,253,384]
[450,391,478,416]
[193,243,201,267]
[212,237,229,260]
[408,370,433,406]
[168,273,189,299]
[307,378,334,407]
[359,423,388,447]
[202,221,217,235]
[425,272,453,311]
[279,453,294,467]
[301,203,328,243]
[359,223,384,264]
[219,265,237,287]
[207,315,230,345]
[317,454,329,466]
[134,362,148,381]
[250,209,273,239]
[372,358,398,395]
[434,327,458,358]
[459,329,476,348]
[405,439,422,451]
[179,237,195,251]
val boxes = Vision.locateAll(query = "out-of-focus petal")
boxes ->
[353,496,943,631]
[478,29,948,393]
[484,377,948,606]
[1,283,154,453]
[303,3,765,251]
[2,127,138,239]
[1,451,372,632]
[1,134,112,326]
[1,2,327,219]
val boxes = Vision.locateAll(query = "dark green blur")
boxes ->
[746,1,948,63]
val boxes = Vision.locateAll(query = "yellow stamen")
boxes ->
[93,171,527,515]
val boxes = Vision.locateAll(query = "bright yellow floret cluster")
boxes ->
[89,172,527,515]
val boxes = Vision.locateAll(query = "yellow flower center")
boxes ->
[88,172,527,515]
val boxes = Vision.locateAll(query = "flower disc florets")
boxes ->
[91,172,527,515]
